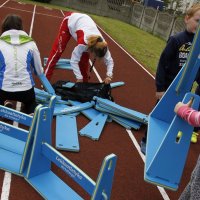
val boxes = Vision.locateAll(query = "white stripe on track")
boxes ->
[126,130,170,200]
[0,0,9,8]
[1,3,37,200]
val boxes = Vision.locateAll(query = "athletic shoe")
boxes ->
[4,100,13,109]
[177,131,198,143]
[191,132,198,143]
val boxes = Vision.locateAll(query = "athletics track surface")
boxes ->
[0,1,199,200]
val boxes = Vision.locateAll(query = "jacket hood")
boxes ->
[0,29,33,45]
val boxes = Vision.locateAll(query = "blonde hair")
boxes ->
[186,3,200,18]
[87,35,108,57]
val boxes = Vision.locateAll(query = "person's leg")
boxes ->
[79,52,90,82]
[45,15,71,80]
[16,88,37,114]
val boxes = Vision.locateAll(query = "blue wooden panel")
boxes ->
[79,113,108,140]
[0,148,23,175]
[42,143,95,195]
[110,114,141,130]
[0,134,25,155]
[53,104,79,116]
[53,101,95,115]
[91,154,117,199]
[39,74,55,95]
[56,115,79,151]
[94,97,148,124]
[0,121,28,142]
[27,171,83,200]
[0,106,32,126]
[145,93,200,190]
[69,100,100,120]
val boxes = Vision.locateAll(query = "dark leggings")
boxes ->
[0,87,37,114]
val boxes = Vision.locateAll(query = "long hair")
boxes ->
[87,35,108,58]
[1,14,23,34]
[186,3,200,18]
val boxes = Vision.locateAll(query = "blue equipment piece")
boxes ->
[53,104,79,116]
[95,103,142,130]
[145,93,200,190]
[62,81,125,89]
[0,104,41,175]
[34,88,61,100]
[53,101,95,115]
[94,97,148,124]
[69,100,100,120]
[0,96,56,176]
[44,58,72,70]
[79,113,108,140]
[25,107,117,199]
[56,115,80,151]
[145,24,200,190]
[39,74,55,95]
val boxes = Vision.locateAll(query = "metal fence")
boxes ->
[50,0,185,40]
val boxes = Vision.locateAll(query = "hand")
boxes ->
[174,102,185,113]
[174,98,193,113]
[156,91,165,100]
[104,77,112,84]
[76,79,83,83]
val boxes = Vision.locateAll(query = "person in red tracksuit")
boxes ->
[45,12,114,84]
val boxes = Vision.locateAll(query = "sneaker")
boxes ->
[4,100,13,109]
[191,132,198,143]
[140,140,146,155]
[177,131,198,143]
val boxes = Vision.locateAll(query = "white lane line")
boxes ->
[0,0,9,8]
[55,9,169,200]
[97,25,155,79]
[126,130,170,200]
[0,173,11,200]
[29,5,36,36]
[3,6,62,19]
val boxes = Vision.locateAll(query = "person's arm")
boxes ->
[103,49,114,84]
[70,44,87,82]
[155,36,178,99]
[31,42,44,76]
[174,101,200,127]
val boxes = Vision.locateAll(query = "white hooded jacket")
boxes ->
[0,29,43,92]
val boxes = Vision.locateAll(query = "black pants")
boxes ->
[0,87,37,114]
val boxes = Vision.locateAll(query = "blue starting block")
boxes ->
[25,106,117,199]
[44,58,72,70]
[0,96,56,176]
[145,23,200,190]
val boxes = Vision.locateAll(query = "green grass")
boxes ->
[18,0,166,75]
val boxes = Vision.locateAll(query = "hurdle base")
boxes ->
[144,174,178,191]
[0,134,26,175]
[26,170,83,200]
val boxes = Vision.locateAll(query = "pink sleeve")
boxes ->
[177,105,200,127]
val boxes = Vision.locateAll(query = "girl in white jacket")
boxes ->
[0,14,44,114]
